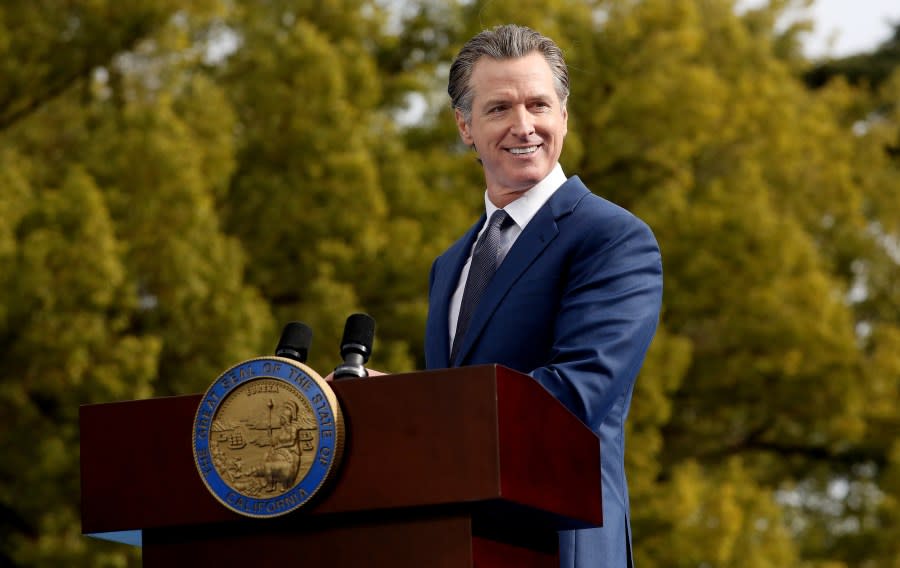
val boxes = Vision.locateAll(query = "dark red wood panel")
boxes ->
[144,514,475,568]
[496,366,602,528]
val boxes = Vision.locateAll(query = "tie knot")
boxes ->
[489,209,510,230]
[474,210,510,257]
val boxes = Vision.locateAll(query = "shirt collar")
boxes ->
[484,163,567,230]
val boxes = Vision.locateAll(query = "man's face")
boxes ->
[455,52,568,207]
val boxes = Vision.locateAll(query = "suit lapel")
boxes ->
[452,178,590,365]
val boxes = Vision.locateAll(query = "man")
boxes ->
[424,24,663,567]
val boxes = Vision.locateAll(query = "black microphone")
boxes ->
[274,322,313,363]
[333,313,375,379]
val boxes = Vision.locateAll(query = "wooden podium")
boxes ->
[80,365,601,567]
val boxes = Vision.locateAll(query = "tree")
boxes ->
[0,2,268,564]
[218,1,473,373]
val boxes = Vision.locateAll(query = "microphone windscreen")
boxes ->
[341,313,375,352]
[275,322,313,362]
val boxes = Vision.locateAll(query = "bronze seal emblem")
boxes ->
[192,356,344,517]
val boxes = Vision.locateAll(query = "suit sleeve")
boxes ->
[529,209,663,430]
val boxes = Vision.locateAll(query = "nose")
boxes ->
[509,106,535,137]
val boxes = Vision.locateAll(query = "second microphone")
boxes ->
[333,313,376,380]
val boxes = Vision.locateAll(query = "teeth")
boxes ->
[509,146,538,154]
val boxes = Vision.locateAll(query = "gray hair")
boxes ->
[448,24,570,124]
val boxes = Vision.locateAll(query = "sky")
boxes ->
[741,0,900,59]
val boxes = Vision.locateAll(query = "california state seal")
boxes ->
[192,356,344,518]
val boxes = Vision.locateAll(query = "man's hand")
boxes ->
[323,368,386,382]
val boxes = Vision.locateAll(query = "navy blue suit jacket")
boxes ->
[425,176,662,567]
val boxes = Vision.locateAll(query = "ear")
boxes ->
[561,105,569,138]
[455,109,474,146]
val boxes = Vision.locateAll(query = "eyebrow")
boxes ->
[480,93,554,109]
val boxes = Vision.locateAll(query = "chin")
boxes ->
[512,169,547,187]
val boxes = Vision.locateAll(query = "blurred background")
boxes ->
[1,0,898,565]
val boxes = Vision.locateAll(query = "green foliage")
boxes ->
[1,0,899,565]
[0,154,156,566]
[637,459,798,568]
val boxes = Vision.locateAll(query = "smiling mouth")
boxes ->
[507,145,540,155]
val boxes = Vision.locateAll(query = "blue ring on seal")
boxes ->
[192,357,339,518]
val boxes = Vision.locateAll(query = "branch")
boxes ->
[0,17,165,131]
